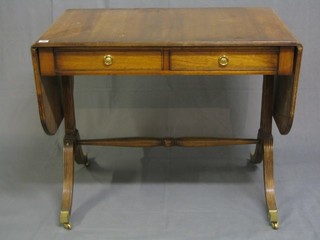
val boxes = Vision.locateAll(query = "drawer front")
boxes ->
[55,50,162,73]
[170,49,278,72]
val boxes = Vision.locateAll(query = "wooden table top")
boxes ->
[31,7,303,136]
[33,8,300,48]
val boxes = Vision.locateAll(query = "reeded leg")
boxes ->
[60,76,89,230]
[60,141,75,230]
[254,75,279,229]
[62,76,89,168]
[263,135,279,229]
[60,132,88,230]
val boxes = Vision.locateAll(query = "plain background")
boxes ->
[0,0,319,239]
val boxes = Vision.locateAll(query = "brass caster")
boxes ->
[63,223,72,230]
[271,222,279,230]
[268,210,279,230]
[60,211,72,230]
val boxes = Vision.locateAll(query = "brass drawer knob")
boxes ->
[218,55,229,67]
[103,55,113,66]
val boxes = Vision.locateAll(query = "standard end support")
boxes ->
[60,211,72,230]
[268,210,279,230]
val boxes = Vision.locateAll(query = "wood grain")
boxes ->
[55,49,162,72]
[170,48,278,72]
[273,45,303,134]
[39,48,55,76]
[33,8,299,48]
[78,137,259,147]
[278,47,294,75]
[31,8,302,135]
[30,8,303,230]
[31,47,63,135]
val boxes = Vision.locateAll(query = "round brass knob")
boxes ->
[103,55,113,66]
[218,55,229,67]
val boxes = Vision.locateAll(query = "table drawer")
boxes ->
[170,48,278,72]
[55,50,162,73]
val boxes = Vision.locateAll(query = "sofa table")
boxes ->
[31,8,302,230]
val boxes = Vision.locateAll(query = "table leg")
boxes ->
[60,76,88,230]
[60,142,74,230]
[263,134,279,230]
[255,75,279,229]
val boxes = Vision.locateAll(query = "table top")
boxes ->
[33,8,300,48]
[31,7,303,136]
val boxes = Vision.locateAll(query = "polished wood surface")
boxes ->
[78,137,259,148]
[170,47,278,72]
[32,8,302,135]
[31,48,63,135]
[274,45,303,134]
[33,8,298,47]
[31,8,303,230]
[56,49,163,73]
[251,75,279,229]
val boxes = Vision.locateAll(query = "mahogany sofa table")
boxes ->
[31,8,302,230]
